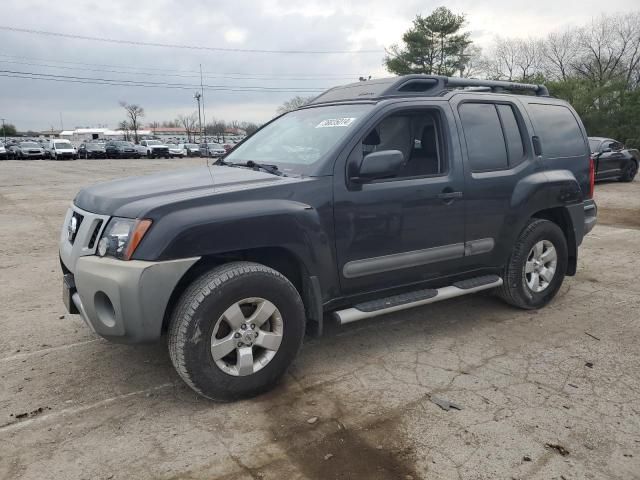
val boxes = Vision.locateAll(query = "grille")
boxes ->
[88,220,103,249]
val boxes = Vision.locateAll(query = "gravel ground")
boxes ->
[0,159,639,480]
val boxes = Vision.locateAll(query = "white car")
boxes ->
[47,139,77,160]
[135,139,170,158]
[167,144,185,158]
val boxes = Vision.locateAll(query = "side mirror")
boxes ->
[601,147,612,153]
[352,150,404,183]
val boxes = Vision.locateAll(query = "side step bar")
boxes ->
[334,275,503,325]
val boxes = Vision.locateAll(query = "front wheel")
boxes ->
[497,218,568,310]
[168,262,306,401]
[620,160,638,183]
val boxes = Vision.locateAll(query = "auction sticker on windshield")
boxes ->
[315,118,356,128]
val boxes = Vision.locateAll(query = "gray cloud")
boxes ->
[1,0,637,130]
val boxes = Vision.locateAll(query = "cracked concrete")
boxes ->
[0,159,639,479]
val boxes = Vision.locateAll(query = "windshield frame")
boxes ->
[222,102,375,176]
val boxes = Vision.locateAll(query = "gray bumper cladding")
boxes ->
[73,256,199,343]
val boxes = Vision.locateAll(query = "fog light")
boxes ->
[97,237,109,257]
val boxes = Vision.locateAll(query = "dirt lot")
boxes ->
[0,159,639,480]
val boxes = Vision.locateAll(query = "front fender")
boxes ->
[133,199,338,298]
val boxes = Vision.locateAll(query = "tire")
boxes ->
[497,218,568,310]
[620,160,638,182]
[147,151,153,158]
[168,261,306,401]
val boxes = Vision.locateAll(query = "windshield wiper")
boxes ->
[221,160,285,176]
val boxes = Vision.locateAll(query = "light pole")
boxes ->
[194,92,203,144]
[1,118,5,143]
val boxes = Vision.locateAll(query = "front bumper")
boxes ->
[62,255,199,343]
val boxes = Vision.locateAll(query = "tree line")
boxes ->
[385,7,640,147]
[118,102,261,143]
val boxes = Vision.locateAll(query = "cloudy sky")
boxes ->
[0,0,637,131]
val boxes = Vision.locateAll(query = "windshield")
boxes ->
[55,142,72,149]
[588,139,601,152]
[116,141,133,146]
[224,104,373,174]
[146,140,161,145]
[185,144,198,148]
[21,142,39,148]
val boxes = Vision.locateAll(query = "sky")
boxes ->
[0,0,638,131]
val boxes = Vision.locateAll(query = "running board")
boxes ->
[334,275,503,325]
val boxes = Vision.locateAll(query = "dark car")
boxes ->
[78,142,107,159]
[105,141,140,158]
[14,141,46,159]
[60,75,596,401]
[0,142,7,160]
[589,137,639,182]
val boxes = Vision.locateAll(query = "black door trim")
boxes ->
[343,238,495,279]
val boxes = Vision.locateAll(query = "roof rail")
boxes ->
[308,75,549,105]
[444,77,549,96]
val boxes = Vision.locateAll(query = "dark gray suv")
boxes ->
[60,75,597,401]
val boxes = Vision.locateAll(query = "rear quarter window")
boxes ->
[528,104,586,158]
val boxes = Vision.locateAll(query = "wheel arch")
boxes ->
[161,246,323,334]
[530,206,577,275]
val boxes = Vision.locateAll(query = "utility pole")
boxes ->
[1,118,6,143]
[59,112,64,131]
[194,92,203,144]
[199,64,207,152]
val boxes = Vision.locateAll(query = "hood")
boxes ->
[74,165,299,218]
[148,144,169,148]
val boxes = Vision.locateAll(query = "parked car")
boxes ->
[14,141,46,159]
[60,75,597,401]
[588,137,639,182]
[47,139,77,160]
[105,141,140,158]
[179,143,201,157]
[167,144,185,158]
[78,142,107,159]
[200,142,227,157]
[135,139,170,158]
[0,142,6,160]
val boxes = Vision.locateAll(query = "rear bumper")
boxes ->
[62,255,199,343]
[583,199,597,235]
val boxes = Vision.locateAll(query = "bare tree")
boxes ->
[488,37,543,81]
[149,121,160,135]
[276,96,315,115]
[543,29,579,81]
[119,102,144,143]
[178,113,198,142]
[118,120,130,142]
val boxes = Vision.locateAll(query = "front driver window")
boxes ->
[360,110,446,179]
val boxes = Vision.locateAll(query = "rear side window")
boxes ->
[459,103,508,171]
[496,104,525,166]
[528,104,585,158]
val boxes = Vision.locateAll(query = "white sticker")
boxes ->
[315,117,356,128]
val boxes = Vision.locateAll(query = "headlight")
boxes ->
[97,217,152,260]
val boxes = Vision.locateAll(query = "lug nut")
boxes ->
[237,342,243,347]
[234,332,241,338]
[250,324,255,329]
[254,332,259,338]
[241,324,247,330]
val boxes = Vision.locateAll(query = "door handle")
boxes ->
[437,191,463,200]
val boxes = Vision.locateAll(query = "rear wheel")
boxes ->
[620,160,638,182]
[168,261,306,401]
[497,218,567,310]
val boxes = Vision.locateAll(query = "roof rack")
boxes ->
[308,74,549,105]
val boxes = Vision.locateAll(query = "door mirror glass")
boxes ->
[352,150,404,183]
[601,147,612,153]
